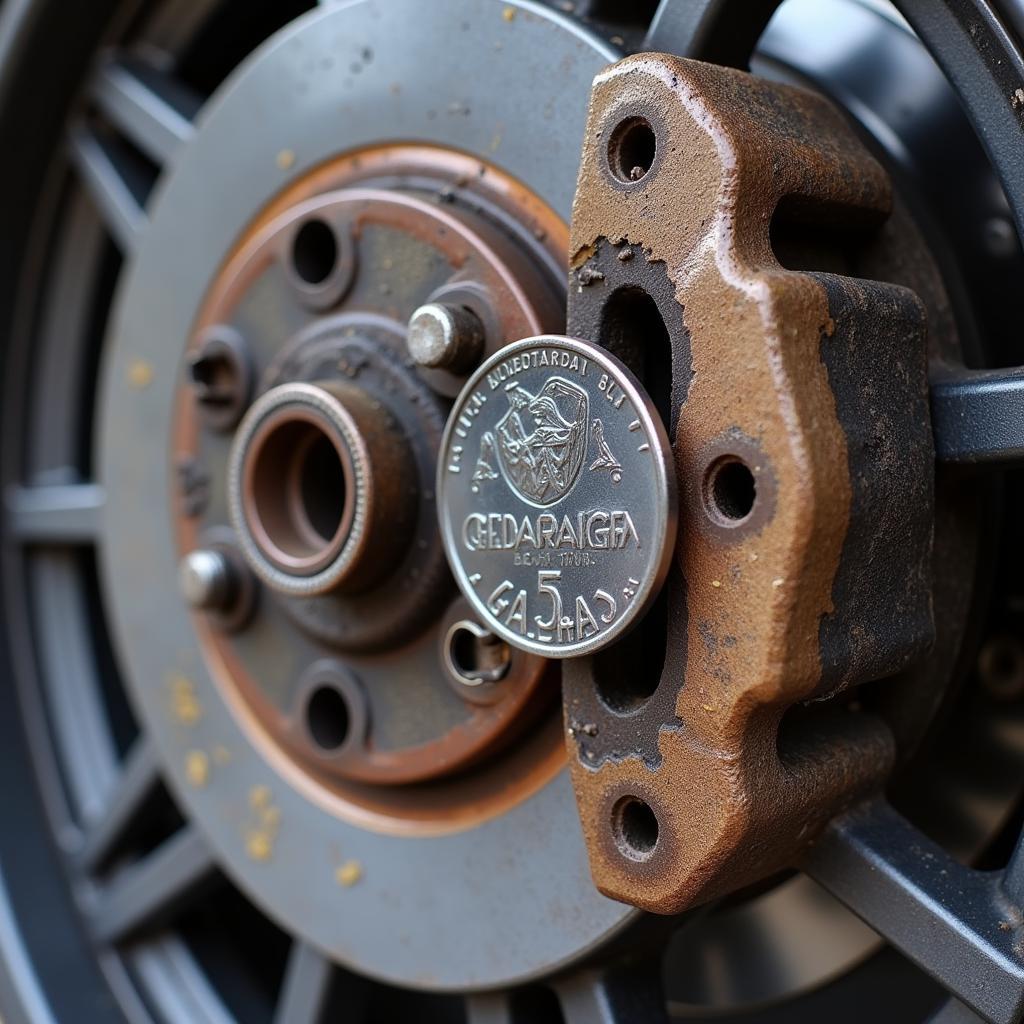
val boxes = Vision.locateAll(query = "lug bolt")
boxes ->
[444,620,511,691]
[407,303,485,373]
[180,549,235,611]
[188,327,253,432]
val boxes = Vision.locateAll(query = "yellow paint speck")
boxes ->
[244,785,280,862]
[749,552,759,562]
[249,784,272,810]
[168,673,202,726]
[246,831,273,862]
[184,750,209,788]
[772,578,785,588]
[127,360,154,389]
[502,6,516,21]
[711,579,721,588]
[336,860,363,887]
[702,704,717,713]
[276,149,296,171]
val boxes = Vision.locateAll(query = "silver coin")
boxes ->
[437,335,677,658]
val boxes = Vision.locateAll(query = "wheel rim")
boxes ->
[0,0,1023,1021]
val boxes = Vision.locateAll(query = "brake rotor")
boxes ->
[95,0,641,991]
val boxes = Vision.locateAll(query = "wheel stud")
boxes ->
[406,302,485,373]
[188,326,253,432]
[179,548,236,612]
[443,619,512,702]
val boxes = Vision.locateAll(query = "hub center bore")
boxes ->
[229,380,414,595]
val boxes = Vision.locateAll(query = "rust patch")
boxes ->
[174,144,571,834]
[563,56,933,913]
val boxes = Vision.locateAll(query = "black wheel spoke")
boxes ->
[137,0,222,60]
[895,1,1024,239]
[75,737,161,875]
[5,482,105,543]
[273,942,335,1024]
[31,549,119,820]
[87,826,218,945]
[130,936,239,1024]
[930,1000,989,1023]
[804,801,1024,1024]
[25,187,110,473]
[91,57,199,168]
[643,0,780,66]
[555,965,668,1024]
[931,368,1024,466]
[67,126,149,254]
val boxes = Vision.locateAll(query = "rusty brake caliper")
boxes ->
[560,55,934,914]
[437,52,935,914]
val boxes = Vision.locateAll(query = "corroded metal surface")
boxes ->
[176,148,564,794]
[563,55,934,913]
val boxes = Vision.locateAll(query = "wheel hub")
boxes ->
[178,152,564,790]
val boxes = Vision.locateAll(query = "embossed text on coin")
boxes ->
[437,335,676,658]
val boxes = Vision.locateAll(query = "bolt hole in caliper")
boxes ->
[437,53,933,914]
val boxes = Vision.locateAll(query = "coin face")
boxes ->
[437,335,676,658]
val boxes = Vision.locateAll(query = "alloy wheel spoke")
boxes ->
[931,367,1024,466]
[75,737,161,875]
[87,825,218,945]
[804,801,1024,1024]
[30,549,119,821]
[130,936,237,1024]
[273,942,337,1024]
[68,127,149,254]
[5,482,105,544]
[895,1,1024,239]
[554,966,668,1024]
[138,0,222,60]
[91,57,199,168]
[643,0,781,66]
[930,1000,989,1023]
